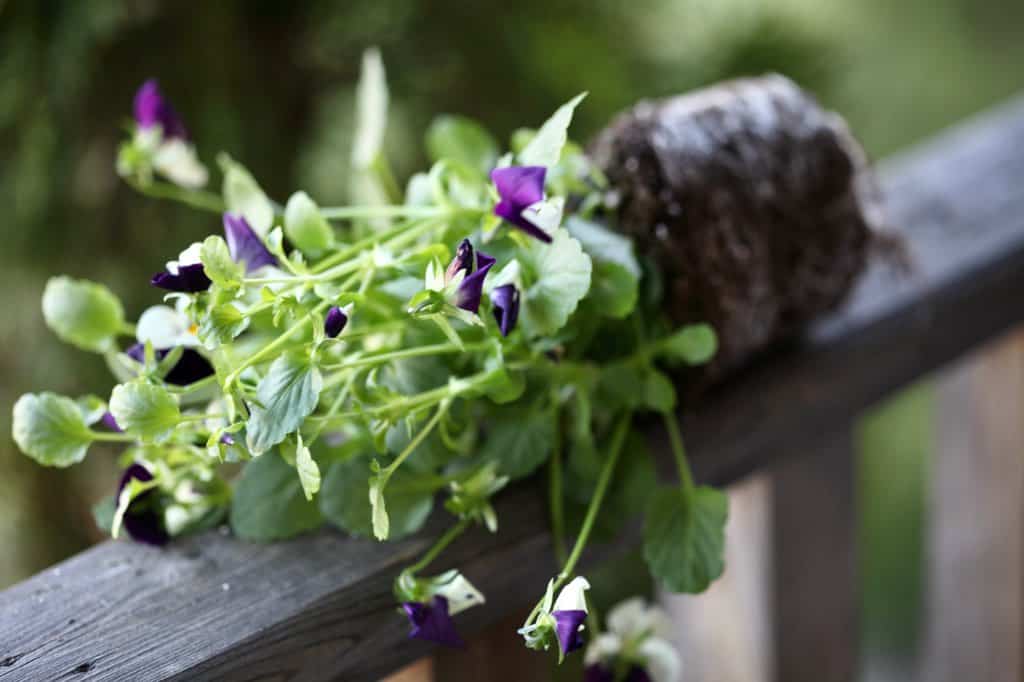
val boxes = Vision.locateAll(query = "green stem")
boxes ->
[321,341,486,372]
[319,205,447,220]
[90,431,137,443]
[311,216,444,274]
[165,374,218,395]
[555,412,631,588]
[224,306,326,386]
[129,178,225,213]
[407,517,472,575]
[382,401,449,477]
[663,413,694,496]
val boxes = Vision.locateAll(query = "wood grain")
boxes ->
[4,95,1024,680]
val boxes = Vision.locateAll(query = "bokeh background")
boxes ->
[2,0,1022,678]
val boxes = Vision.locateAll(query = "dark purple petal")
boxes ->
[584,664,651,682]
[223,213,277,272]
[454,250,495,313]
[324,306,348,338]
[403,596,464,648]
[100,411,123,432]
[552,609,587,655]
[133,79,188,140]
[491,165,552,243]
[151,262,211,293]
[125,344,214,386]
[490,284,520,337]
[117,464,169,546]
[445,238,474,284]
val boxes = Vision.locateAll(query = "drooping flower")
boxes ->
[134,80,189,140]
[582,598,681,682]
[490,284,520,337]
[446,239,495,314]
[551,576,591,655]
[402,596,464,648]
[117,463,169,546]
[324,306,348,338]
[151,242,211,293]
[491,166,565,243]
[132,80,208,188]
[223,213,277,272]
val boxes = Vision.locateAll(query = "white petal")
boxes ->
[521,196,564,236]
[583,633,622,666]
[137,305,197,348]
[178,242,204,267]
[606,597,672,638]
[435,573,486,615]
[154,140,209,188]
[639,637,682,682]
[552,575,590,613]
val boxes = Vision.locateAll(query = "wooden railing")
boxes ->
[3,94,1024,682]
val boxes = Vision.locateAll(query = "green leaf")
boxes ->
[246,351,323,455]
[41,276,125,353]
[643,369,676,414]
[426,115,499,174]
[109,381,180,442]
[75,395,108,425]
[219,154,274,236]
[643,486,728,593]
[565,216,640,278]
[199,235,243,290]
[369,477,389,540]
[351,47,388,169]
[520,228,592,336]
[320,457,433,540]
[198,302,250,349]
[590,261,639,319]
[480,403,555,479]
[295,435,321,501]
[658,324,718,366]
[92,495,116,535]
[284,191,333,255]
[230,450,324,541]
[518,93,586,167]
[12,392,94,467]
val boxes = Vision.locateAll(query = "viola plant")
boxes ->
[11,49,729,665]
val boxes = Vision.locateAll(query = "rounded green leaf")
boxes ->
[520,228,593,337]
[426,115,499,173]
[109,381,180,443]
[284,191,333,255]
[199,235,243,289]
[320,457,433,540]
[12,392,94,467]
[245,352,323,455]
[643,486,728,593]
[659,324,718,366]
[42,276,125,352]
[230,451,324,541]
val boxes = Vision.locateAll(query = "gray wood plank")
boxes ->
[4,95,1024,680]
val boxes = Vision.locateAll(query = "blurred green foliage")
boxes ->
[1,0,1022,672]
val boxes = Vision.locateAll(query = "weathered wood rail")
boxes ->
[3,94,1024,681]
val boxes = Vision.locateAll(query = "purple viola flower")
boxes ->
[133,79,189,140]
[553,609,588,655]
[490,284,520,337]
[117,464,169,546]
[126,343,214,386]
[402,596,464,648]
[324,306,348,338]
[100,411,123,432]
[152,243,211,293]
[223,213,277,273]
[445,239,496,314]
[584,664,652,682]
[491,165,552,243]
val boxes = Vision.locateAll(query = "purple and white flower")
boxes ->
[115,463,169,546]
[152,242,211,293]
[491,166,565,243]
[324,306,348,338]
[398,570,485,649]
[425,239,496,316]
[223,213,277,273]
[133,80,208,188]
[403,596,464,648]
[583,598,681,682]
[127,305,213,386]
[518,576,591,657]
[490,284,520,337]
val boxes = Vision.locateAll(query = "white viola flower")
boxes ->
[152,138,209,189]
[584,597,681,682]
[136,305,199,349]
[433,571,486,615]
[606,596,672,639]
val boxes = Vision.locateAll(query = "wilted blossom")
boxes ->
[117,463,169,546]
[447,239,496,314]
[324,306,348,338]
[223,213,277,272]
[490,284,520,337]
[132,80,208,188]
[519,576,591,656]
[491,166,564,243]
[403,597,464,648]
[152,243,211,293]
[583,598,681,682]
